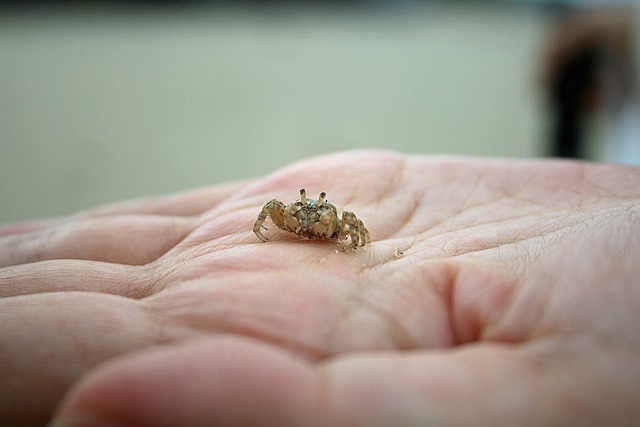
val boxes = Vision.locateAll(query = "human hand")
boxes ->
[1,151,639,426]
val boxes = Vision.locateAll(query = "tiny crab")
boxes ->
[253,189,371,250]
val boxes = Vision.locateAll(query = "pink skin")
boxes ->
[0,151,639,426]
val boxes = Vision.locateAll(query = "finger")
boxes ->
[52,337,639,427]
[52,338,526,427]
[51,336,322,427]
[0,292,183,427]
[0,259,147,298]
[78,180,251,218]
[0,217,65,237]
[0,181,249,240]
[0,214,194,267]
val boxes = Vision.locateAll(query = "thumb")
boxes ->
[49,335,632,427]
[50,336,322,427]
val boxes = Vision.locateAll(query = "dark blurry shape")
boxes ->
[549,45,599,158]
[547,3,600,159]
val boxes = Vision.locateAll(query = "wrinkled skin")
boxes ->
[1,151,639,426]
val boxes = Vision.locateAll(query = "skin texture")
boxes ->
[0,150,639,426]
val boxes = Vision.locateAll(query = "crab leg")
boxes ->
[253,206,270,242]
[339,211,370,250]
[359,219,371,245]
[253,199,286,242]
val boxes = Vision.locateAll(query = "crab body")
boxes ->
[253,189,370,250]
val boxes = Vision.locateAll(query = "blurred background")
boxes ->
[0,0,636,224]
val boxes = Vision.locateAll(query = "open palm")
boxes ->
[1,151,639,426]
